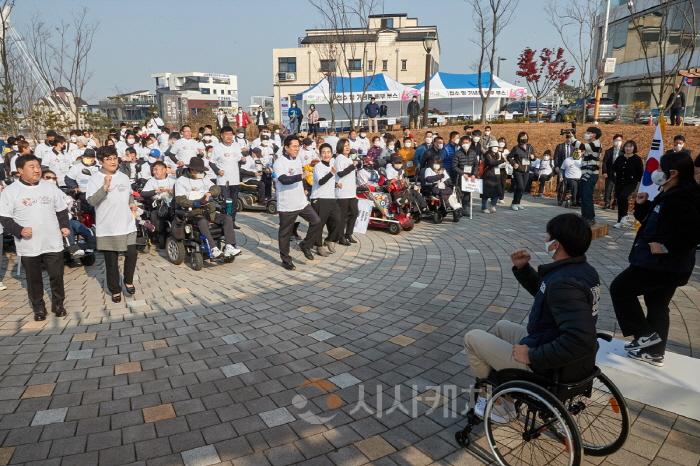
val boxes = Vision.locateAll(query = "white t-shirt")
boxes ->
[143,176,175,203]
[86,171,137,237]
[334,154,357,199]
[211,142,243,186]
[424,167,449,189]
[537,158,554,176]
[174,175,214,200]
[171,138,205,165]
[561,157,582,179]
[67,163,99,192]
[34,142,52,161]
[310,161,335,199]
[0,180,66,256]
[385,165,402,180]
[324,136,339,152]
[349,137,370,155]
[273,155,308,212]
[299,147,319,166]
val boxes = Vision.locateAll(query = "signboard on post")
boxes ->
[280,97,290,130]
[460,177,483,219]
[353,199,374,234]
[603,58,616,74]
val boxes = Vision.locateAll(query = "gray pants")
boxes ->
[464,320,531,379]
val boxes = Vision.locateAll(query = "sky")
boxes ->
[11,0,563,105]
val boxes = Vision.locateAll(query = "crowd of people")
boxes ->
[0,118,699,373]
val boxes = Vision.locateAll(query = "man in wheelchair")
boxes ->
[174,157,241,259]
[464,213,600,423]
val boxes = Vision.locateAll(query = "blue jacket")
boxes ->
[444,143,459,178]
[413,143,429,170]
[288,107,302,120]
[364,102,380,118]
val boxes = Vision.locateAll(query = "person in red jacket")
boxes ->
[234,107,251,132]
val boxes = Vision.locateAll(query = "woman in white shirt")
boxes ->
[334,139,359,246]
[86,146,138,303]
[310,143,340,256]
[526,150,555,197]
[560,147,583,207]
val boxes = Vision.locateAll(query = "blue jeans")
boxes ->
[580,174,598,221]
[68,219,96,250]
[481,197,498,210]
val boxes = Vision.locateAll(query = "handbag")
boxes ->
[448,192,461,210]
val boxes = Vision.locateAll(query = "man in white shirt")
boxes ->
[170,125,205,167]
[299,138,319,166]
[0,154,70,320]
[324,130,339,153]
[210,126,243,229]
[274,135,323,270]
[34,130,58,162]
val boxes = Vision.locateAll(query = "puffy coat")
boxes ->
[513,256,600,383]
[452,147,478,179]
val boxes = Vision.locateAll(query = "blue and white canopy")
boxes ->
[295,73,418,104]
[415,72,526,99]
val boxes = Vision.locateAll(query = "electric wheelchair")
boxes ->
[455,333,629,466]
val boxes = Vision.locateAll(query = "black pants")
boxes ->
[670,108,682,126]
[565,178,580,205]
[499,170,507,199]
[220,185,240,223]
[337,197,359,237]
[103,245,137,295]
[611,265,678,354]
[615,183,636,222]
[526,173,552,194]
[603,177,616,207]
[197,213,236,247]
[22,252,65,315]
[512,171,528,205]
[278,205,322,264]
[308,123,318,138]
[312,198,341,245]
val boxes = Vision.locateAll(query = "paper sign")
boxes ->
[461,177,483,193]
[319,121,329,128]
[387,118,396,125]
[353,199,374,234]
[436,116,446,123]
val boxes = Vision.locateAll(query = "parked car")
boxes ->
[555,97,618,123]
[502,100,553,120]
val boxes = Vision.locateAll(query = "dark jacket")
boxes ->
[507,144,535,173]
[553,141,573,172]
[513,256,600,382]
[452,147,479,179]
[666,89,686,109]
[422,146,446,169]
[612,154,643,188]
[480,150,503,199]
[407,100,421,117]
[630,183,700,285]
[364,102,380,118]
[379,104,388,117]
[602,147,621,178]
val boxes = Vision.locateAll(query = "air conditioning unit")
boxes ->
[278,72,296,82]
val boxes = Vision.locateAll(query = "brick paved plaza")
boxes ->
[0,197,698,466]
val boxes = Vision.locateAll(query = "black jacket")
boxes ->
[612,154,643,188]
[407,100,421,118]
[602,147,621,177]
[630,183,700,285]
[452,147,479,178]
[507,144,535,173]
[553,141,573,172]
[513,256,600,382]
[666,90,686,109]
[480,150,503,198]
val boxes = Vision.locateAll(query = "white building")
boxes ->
[151,72,239,125]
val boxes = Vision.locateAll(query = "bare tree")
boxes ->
[546,0,597,121]
[26,7,97,127]
[0,0,22,134]
[627,0,696,110]
[469,0,519,123]
[307,0,382,129]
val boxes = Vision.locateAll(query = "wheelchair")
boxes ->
[420,186,460,223]
[455,333,629,466]
[164,205,236,271]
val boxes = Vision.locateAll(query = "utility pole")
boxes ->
[592,0,611,125]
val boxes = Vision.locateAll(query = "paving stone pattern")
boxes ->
[0,197,698,465]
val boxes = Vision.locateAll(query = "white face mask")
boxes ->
[583,132,591,141]
[436,144,444,150]
[203,135,211,141]
[498,142,505,148]
[484,131,491,136]
[237,133,244,138]
[544,239,558,258]
[127,138,136,145]
[452,138,460,145]
[651,170,667,186]
[544,156,551,161]
[70,136,77,143]
[262,141,269,146]
[491,146,499,153]
[675,143,684,152]
[432,164,440,171]
[393,164,402,170]
[424,137,433,145]
[613,140,622,148]
[148,157,157,163]
[404,142,412,148]
[461,143,470,151]
[472,136,481,143]
[359,133,366,138]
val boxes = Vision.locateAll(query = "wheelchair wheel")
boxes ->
[388,222,401,235]
[190,252,203,271]
[166,237,185,265]
[565,373,629,456]
[235,197,244,213]
[485,380,582,466]
[432,211,443,224]
[80,254,96,267]
[266,200,278,215]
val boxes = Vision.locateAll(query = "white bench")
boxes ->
[596,338,700,421]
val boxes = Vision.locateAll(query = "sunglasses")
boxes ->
[43,176,57,181]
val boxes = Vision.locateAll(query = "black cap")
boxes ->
[46,130,59,138]
[252,147,262,155]
[83,148,96,158]
[302,138,313,146]
[188,157,205,172]
[390,156,403,165]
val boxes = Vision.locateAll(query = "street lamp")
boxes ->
[497,57,507,77]
[422,32,436,128]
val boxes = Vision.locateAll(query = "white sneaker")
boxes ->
[85,249,94,254]
[224,244,241,258]
[482,209,491,214]
[0,282,6,291]
[613,222,622,229]
[489,206,497,213]
[518,205,526,210]
[210,247,223,258]
[497,200,506,205]
[511,205,519,211]
[473,396,516,424]
[72,249,85,258]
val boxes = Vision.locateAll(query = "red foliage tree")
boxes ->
[516,47,575,121]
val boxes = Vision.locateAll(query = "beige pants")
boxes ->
[464,320,532,379]
[368,117,378,133]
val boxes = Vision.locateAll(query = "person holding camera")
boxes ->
[573,126,603,225]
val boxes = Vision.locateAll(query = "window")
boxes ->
[278,57,297,73]
[401,59,407,71]
[320,59,337,73]
[348,59,362,71]
[382,60,388,71]
[213,89,217,94]
[368,60,374,71]
[381,18,394,29]
[200,88,210,95]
